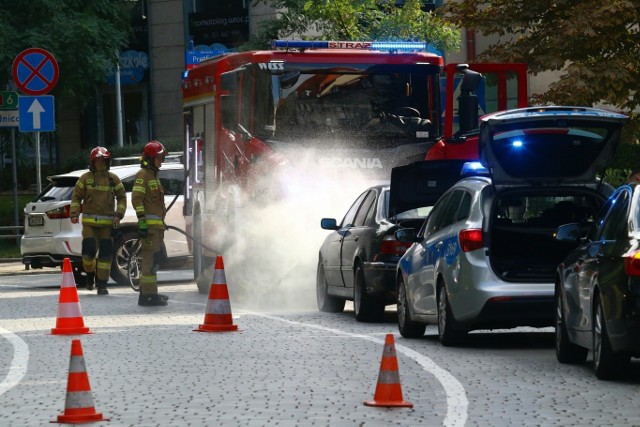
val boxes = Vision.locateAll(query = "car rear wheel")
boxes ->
[316,260,345,313]
[437,282,466,346]
[593,295,629,380]
[354,265,385,322]
[397,276,426,338]
[111,230,139,286]
[555,287,588,363]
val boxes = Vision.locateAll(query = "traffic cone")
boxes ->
[51,258,90,335]
[53,339,109,424]
[364,333,413,408]
[194,256,238,332]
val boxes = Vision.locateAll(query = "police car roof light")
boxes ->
[460,161,490,177]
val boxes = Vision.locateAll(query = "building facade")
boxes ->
[59,0,549,165]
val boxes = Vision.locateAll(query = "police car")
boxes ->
[394,106,628,345]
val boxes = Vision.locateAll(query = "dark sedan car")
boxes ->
[555,183,640,379]
[316,160,472,322]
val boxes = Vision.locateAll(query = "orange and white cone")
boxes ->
[53,339,109,424]
[364,333,413,408]
[194,256,238,332]
[51,258,90,335]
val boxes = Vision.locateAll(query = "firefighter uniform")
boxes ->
[132,142,168,305]
[70,157,126,294]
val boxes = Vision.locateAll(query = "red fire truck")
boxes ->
[181,40,527,281]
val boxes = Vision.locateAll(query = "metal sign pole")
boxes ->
[11,128,19,243]
[115,54,124,147]
[35,131,41,194]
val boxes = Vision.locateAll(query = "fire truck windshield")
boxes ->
[252,63,441,149]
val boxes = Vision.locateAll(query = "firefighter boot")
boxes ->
[138,293,168,307]
[85,272,95,291]
[96,280,109,295]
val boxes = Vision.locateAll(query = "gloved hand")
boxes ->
[137,218,148,238]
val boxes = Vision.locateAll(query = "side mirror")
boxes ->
[554,223,582,242]
[395,228,418,243]
[321,218,339,230]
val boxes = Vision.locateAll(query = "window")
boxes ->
[598,190,630,241]
[424,192,452,235]
[354,191,377,227]
[455,191,472,222]
[439,190,465,229]
[341,191,369,228]
[160,169,184,196]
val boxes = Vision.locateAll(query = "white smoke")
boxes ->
[211,147,385,312]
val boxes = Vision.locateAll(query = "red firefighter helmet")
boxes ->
[89,146,111,162]
[143,141,166,159]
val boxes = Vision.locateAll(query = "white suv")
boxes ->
[21,160,191,286]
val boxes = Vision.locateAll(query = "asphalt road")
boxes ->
[2,270,640,426]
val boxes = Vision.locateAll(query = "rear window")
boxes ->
[487,121,615,179]
[494,193,601,227]
[35,178,77,202]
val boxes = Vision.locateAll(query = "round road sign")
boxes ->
[12,48,59,95]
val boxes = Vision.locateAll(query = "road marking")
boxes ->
[249,312,468,427]
[0,327,29,396]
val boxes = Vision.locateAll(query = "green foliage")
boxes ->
[0,194,35,226]
[246,0,460,52]
[443,0,640,131]
[0,0,133,110]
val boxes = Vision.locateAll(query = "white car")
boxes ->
[21,160,191,286]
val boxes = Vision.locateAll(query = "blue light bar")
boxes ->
[460,161,490,177]
[271,40,430,52]
[371,41,428,51]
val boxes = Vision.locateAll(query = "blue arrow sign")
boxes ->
[19,95,55,132]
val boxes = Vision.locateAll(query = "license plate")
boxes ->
[28,215,44,226]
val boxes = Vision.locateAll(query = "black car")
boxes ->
[316,159,473,322]
[555,183,640,379]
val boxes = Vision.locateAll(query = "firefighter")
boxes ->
[70,147,126,295]
[132,140,170,306]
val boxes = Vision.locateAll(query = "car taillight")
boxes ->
[459,229,483,252]
[624,251,640,276]
[46,205,71,219]
[379,235,413,257]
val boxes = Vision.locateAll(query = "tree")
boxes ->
[443,0,640,129]
[0,0,133,109]
[248,0,461,53]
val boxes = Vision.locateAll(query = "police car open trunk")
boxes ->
[479,107,628,282]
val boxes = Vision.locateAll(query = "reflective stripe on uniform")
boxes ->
[141,274,157,284]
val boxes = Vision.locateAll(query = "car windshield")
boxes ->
[253,63,441,148]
